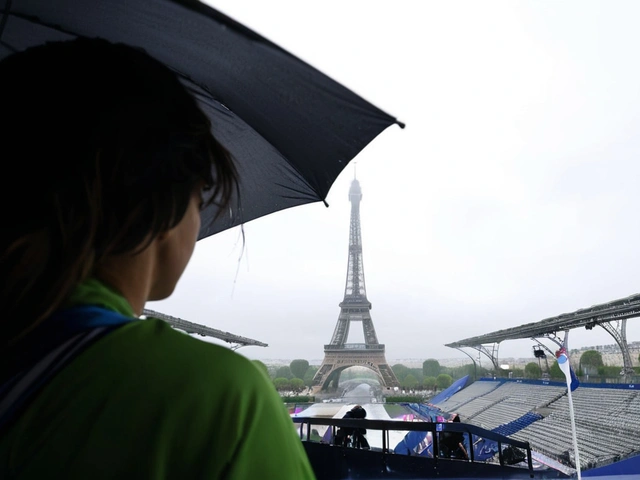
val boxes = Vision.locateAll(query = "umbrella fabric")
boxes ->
[0,0,403,239]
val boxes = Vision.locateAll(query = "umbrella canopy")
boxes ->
[0,0,403,239]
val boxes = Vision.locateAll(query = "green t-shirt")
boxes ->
[1,280,316,479]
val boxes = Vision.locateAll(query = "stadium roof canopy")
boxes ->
[446,293,640,348]
[143,308,268,349]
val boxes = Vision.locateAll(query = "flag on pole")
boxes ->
[556,347,580,391]
[556,342,583,479]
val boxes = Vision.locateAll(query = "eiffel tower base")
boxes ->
[313,348,399,390]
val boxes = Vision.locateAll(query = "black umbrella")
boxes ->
[0,0,403,240]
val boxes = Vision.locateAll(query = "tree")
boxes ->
[290,378,305,393]
[290,359,310,379]
[252,360,269,377]
[449,363,475,380]
[408,368,424,386]
[423,376,437,390]
[273,377,291,391]
[524,362,542,379]
[266,364,279,379]
[598,365,621,377]
[303,366,318,386]
[580,350,603,375]
[423,359,441,378]
[402,374,418,389]
[392,364,410,382]
[548,362,563,379]
[436,374,453,390]
[275,365,293,379]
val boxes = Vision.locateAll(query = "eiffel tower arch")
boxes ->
[313,178,399,390]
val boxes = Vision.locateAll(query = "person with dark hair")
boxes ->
[438,413,469,460]
[0,38,315,479]
[334,405,370,449]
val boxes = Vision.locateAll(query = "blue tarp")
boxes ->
[492,412,543,437]
[430,375,470,405]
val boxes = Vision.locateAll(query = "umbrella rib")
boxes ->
[0,9,86,42]
[273,182,319,201]
[181,79,325,200]
[182,83,322,201]
[0,0,12,41]
[173,71,228,116]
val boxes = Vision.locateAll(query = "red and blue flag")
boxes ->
[556,347,580,391]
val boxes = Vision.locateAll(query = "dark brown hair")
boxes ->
[0,38,237,347]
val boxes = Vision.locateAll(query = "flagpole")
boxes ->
[556,333,581,479]
[565,376,581,479]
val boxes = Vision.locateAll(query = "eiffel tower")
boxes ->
[313,178,399,390]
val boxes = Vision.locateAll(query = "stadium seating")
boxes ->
[437,379,640,471]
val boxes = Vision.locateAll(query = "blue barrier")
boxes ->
[492,411,543,437]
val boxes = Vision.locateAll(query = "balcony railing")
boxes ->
[324,343,385,351]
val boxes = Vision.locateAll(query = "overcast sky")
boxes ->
[150,1,640,367]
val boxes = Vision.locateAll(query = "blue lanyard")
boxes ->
[48,305,135,333]
[1,306,135,432]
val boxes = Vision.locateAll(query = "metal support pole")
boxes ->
[454,347,478,381]
[566,385,581,479]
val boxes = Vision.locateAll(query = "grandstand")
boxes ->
[431,378,640,472]
[437,292,640,474]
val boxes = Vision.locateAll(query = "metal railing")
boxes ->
[323,343,385,350]
[292,416,534,473]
